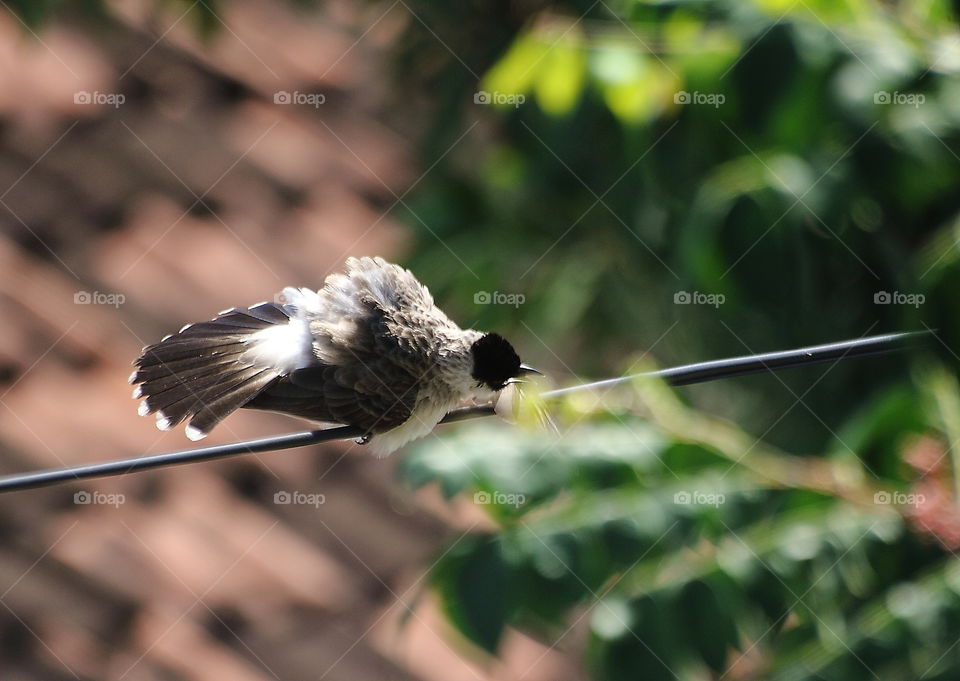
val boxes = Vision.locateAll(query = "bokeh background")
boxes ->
[1,0,960,679]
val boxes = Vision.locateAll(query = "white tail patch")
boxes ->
[243,317,313,373]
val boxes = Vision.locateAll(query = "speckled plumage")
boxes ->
[130,257,527,456]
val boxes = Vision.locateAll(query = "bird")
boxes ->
[130,256,540,456]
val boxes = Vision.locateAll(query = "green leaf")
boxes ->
[680,578,740,672]
[482,31,549,99]
[534,39,586,115]
[432,535,513,653]
[590,44,677,124]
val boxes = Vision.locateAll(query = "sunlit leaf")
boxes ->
[482,32,550,100]
[534,38,587,115]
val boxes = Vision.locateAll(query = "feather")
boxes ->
[131,302,298,437]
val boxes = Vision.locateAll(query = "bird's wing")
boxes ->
[292,359,420,433]
[247,293,428,434]
[247,351,422,434]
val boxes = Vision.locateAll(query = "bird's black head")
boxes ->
[471,333,537,391]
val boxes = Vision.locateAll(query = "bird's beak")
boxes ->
[517,363,543,377]
[504,364,543,386]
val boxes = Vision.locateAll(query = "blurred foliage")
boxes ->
[383,0,960,679]
[403,368,960,679]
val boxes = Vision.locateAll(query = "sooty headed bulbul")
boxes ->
[130,256,539,456]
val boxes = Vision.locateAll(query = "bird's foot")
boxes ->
[355,433,373,446]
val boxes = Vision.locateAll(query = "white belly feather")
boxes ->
[366,400,456,457]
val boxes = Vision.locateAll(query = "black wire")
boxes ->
[544,329,931,395]
[0,330,931,493]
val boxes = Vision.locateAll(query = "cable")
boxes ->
[543,329,930,396]
[0,330,931,493]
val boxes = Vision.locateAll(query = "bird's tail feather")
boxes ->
[131,303,290,440]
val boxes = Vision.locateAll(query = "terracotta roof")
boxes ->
[0,3,583,680]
